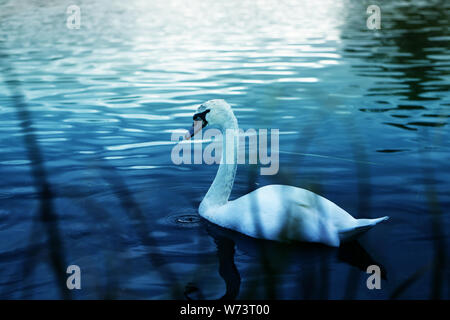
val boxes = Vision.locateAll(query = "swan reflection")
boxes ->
[185,219,387,300]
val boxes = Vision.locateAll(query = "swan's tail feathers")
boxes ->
[339,216,389,241]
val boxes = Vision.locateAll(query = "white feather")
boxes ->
[193,99,388,247]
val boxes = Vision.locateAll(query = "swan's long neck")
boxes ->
[199,113,239,214]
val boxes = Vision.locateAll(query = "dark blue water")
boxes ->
[0,0,449,299]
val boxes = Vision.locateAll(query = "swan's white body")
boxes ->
[187,100,388,247]
[201,185,387,247]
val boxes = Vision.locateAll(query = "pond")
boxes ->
[0,0,449,299]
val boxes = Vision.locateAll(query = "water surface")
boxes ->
[0,0,449,299]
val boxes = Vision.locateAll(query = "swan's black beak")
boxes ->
[185,121,202,140]
[184,109,210,140]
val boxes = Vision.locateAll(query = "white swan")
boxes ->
[184,99,388,247]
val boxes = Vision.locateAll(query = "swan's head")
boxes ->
[185,99,235,140]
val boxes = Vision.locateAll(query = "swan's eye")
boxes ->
[193,109,210,127]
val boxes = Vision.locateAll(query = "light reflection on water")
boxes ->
[0,0,449,299]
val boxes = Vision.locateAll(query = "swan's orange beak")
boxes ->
[184,121,203,140]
